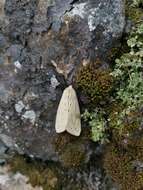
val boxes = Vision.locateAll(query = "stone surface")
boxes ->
[0,0,125,188]
[0,0,9,27]
[0,165,42,190]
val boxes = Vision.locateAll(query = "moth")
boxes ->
[55,85,81,136]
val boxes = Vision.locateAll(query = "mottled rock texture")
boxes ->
[0,0,125,180]
[0,165,42,190]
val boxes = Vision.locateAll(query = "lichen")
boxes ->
[110,22,143,128]
[82,109,106,142]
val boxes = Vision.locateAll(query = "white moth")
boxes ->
[55,85,81,136]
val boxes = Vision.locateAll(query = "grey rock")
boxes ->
[0,159,6,165]
[0,166,42,190]
[6,45,23,62]
[0,57,4,64]
[5,0,37,42]
[15,101,25,113]
[50,75,60,89]
[0,34,7,49]
[0,84,10,103]
[132,160,143,172]
[0,139,8,165]
[33,0,54,32]
[0,0,9,28]
[65,0,125,59]
[0,0,125,161]
[0,134,15,148]
[0,0,125,188]
[22,110,36,124]
[0,140,8,154]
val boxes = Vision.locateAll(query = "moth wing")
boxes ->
[65,86,81,136]
[55,89,69,133]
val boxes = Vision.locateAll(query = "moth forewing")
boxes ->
[66,114,81,136]
[55,88,69,133]
[66,87,81,136]
[55,85,81,136]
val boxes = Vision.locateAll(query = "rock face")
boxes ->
[0,0,125,185]
[0,166,42,190]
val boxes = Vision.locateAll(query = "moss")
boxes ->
[102,101,123,131]
[54,131,90,168]
[104,111,143,190]
[104,144,143,190]
[59,143,85,168]
[76,64,113,103]
[107,47,122,62]
[104,138,143,190]
[54,133,74,153]
[54,131,90,153]
[9,155,59,190]
[125,1,143,22]
[108,104,143,142]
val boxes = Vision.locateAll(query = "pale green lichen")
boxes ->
[111,23,143,126]
[82,109,106,142]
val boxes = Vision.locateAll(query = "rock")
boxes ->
[132,161,143,172]
[0,0,8,27]
[61,164,105,190]
[6,45,23,62]
[4,0,37,42]
[0,0,5,18]
[0,84,11,103]
[33,0,53,32]
[50,75,60,89]
[0,134,15,149]
[0,34,7,49]
[0,140,8,154]
[0,57,4,64]
[15,101,25,113]
[0,165,42,190]
[8,154,111,190]
[22,110,36,124]
[0,0,125,188]
[0,139,8,165]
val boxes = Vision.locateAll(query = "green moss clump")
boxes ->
[104,137,143,190]
[125,0,143,22]
[104,144,143,190]
[9,155,59,190]
[59,143,85,168]
[54,133,74,153]
[76,64,113,103]
[54,132,90,168]
[107,47,122,62]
